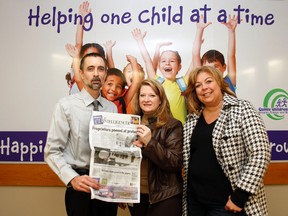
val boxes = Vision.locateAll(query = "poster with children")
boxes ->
[0,0,287,163]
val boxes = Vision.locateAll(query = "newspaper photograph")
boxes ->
[89,111,142,203]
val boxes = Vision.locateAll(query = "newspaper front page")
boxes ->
[89,111,142,203]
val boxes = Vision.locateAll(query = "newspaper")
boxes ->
[89,111,142,203]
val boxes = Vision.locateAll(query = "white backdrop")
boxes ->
[0,0,287,161]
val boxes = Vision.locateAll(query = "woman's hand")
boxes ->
[224,196,243,213]
[134,125,152,148]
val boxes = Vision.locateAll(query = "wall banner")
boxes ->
[0,0,287,163]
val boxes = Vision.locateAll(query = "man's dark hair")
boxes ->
[80,52,107,71]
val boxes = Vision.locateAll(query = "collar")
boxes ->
[80,88,103,108]
[148,117,157,125]
[187,93,238,119]
[222,93,238,110]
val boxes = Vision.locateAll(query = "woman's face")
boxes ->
[139,85,161,115]
[102,75,123,102]
[195,71,222,107]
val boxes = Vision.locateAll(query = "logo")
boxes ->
[259,88,288,120]
[93,115,104,124]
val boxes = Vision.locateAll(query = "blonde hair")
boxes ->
[133,79,172,127]
[184,66,236,115]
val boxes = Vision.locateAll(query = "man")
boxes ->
[44,53,118,216]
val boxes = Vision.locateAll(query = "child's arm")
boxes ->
[132,28,156,79]
[186,15,212,78]
[75,1,91,54]
[123,55,143,105]
[152,42,172,72]
[65,44,84,91]
[223,15,238,87]
[68,1,91,91]
[103,40,116,69]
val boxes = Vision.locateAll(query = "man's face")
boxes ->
[80,56,106,91]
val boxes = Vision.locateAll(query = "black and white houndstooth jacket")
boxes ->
[182,93,271,216]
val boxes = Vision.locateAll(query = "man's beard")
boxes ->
[88,83,102,90]
[88,76,102,90]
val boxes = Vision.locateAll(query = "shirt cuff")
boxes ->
[230,188,251,208]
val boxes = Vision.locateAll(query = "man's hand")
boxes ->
[70,175,99,193]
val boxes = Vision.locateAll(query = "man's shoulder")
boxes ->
[58,93,81,104]
[54,94,84,113]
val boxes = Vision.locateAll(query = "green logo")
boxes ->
[262,88,288,120]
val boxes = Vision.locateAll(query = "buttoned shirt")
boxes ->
[44,88,117,185]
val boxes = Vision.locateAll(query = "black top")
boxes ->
[187,113,233,206]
